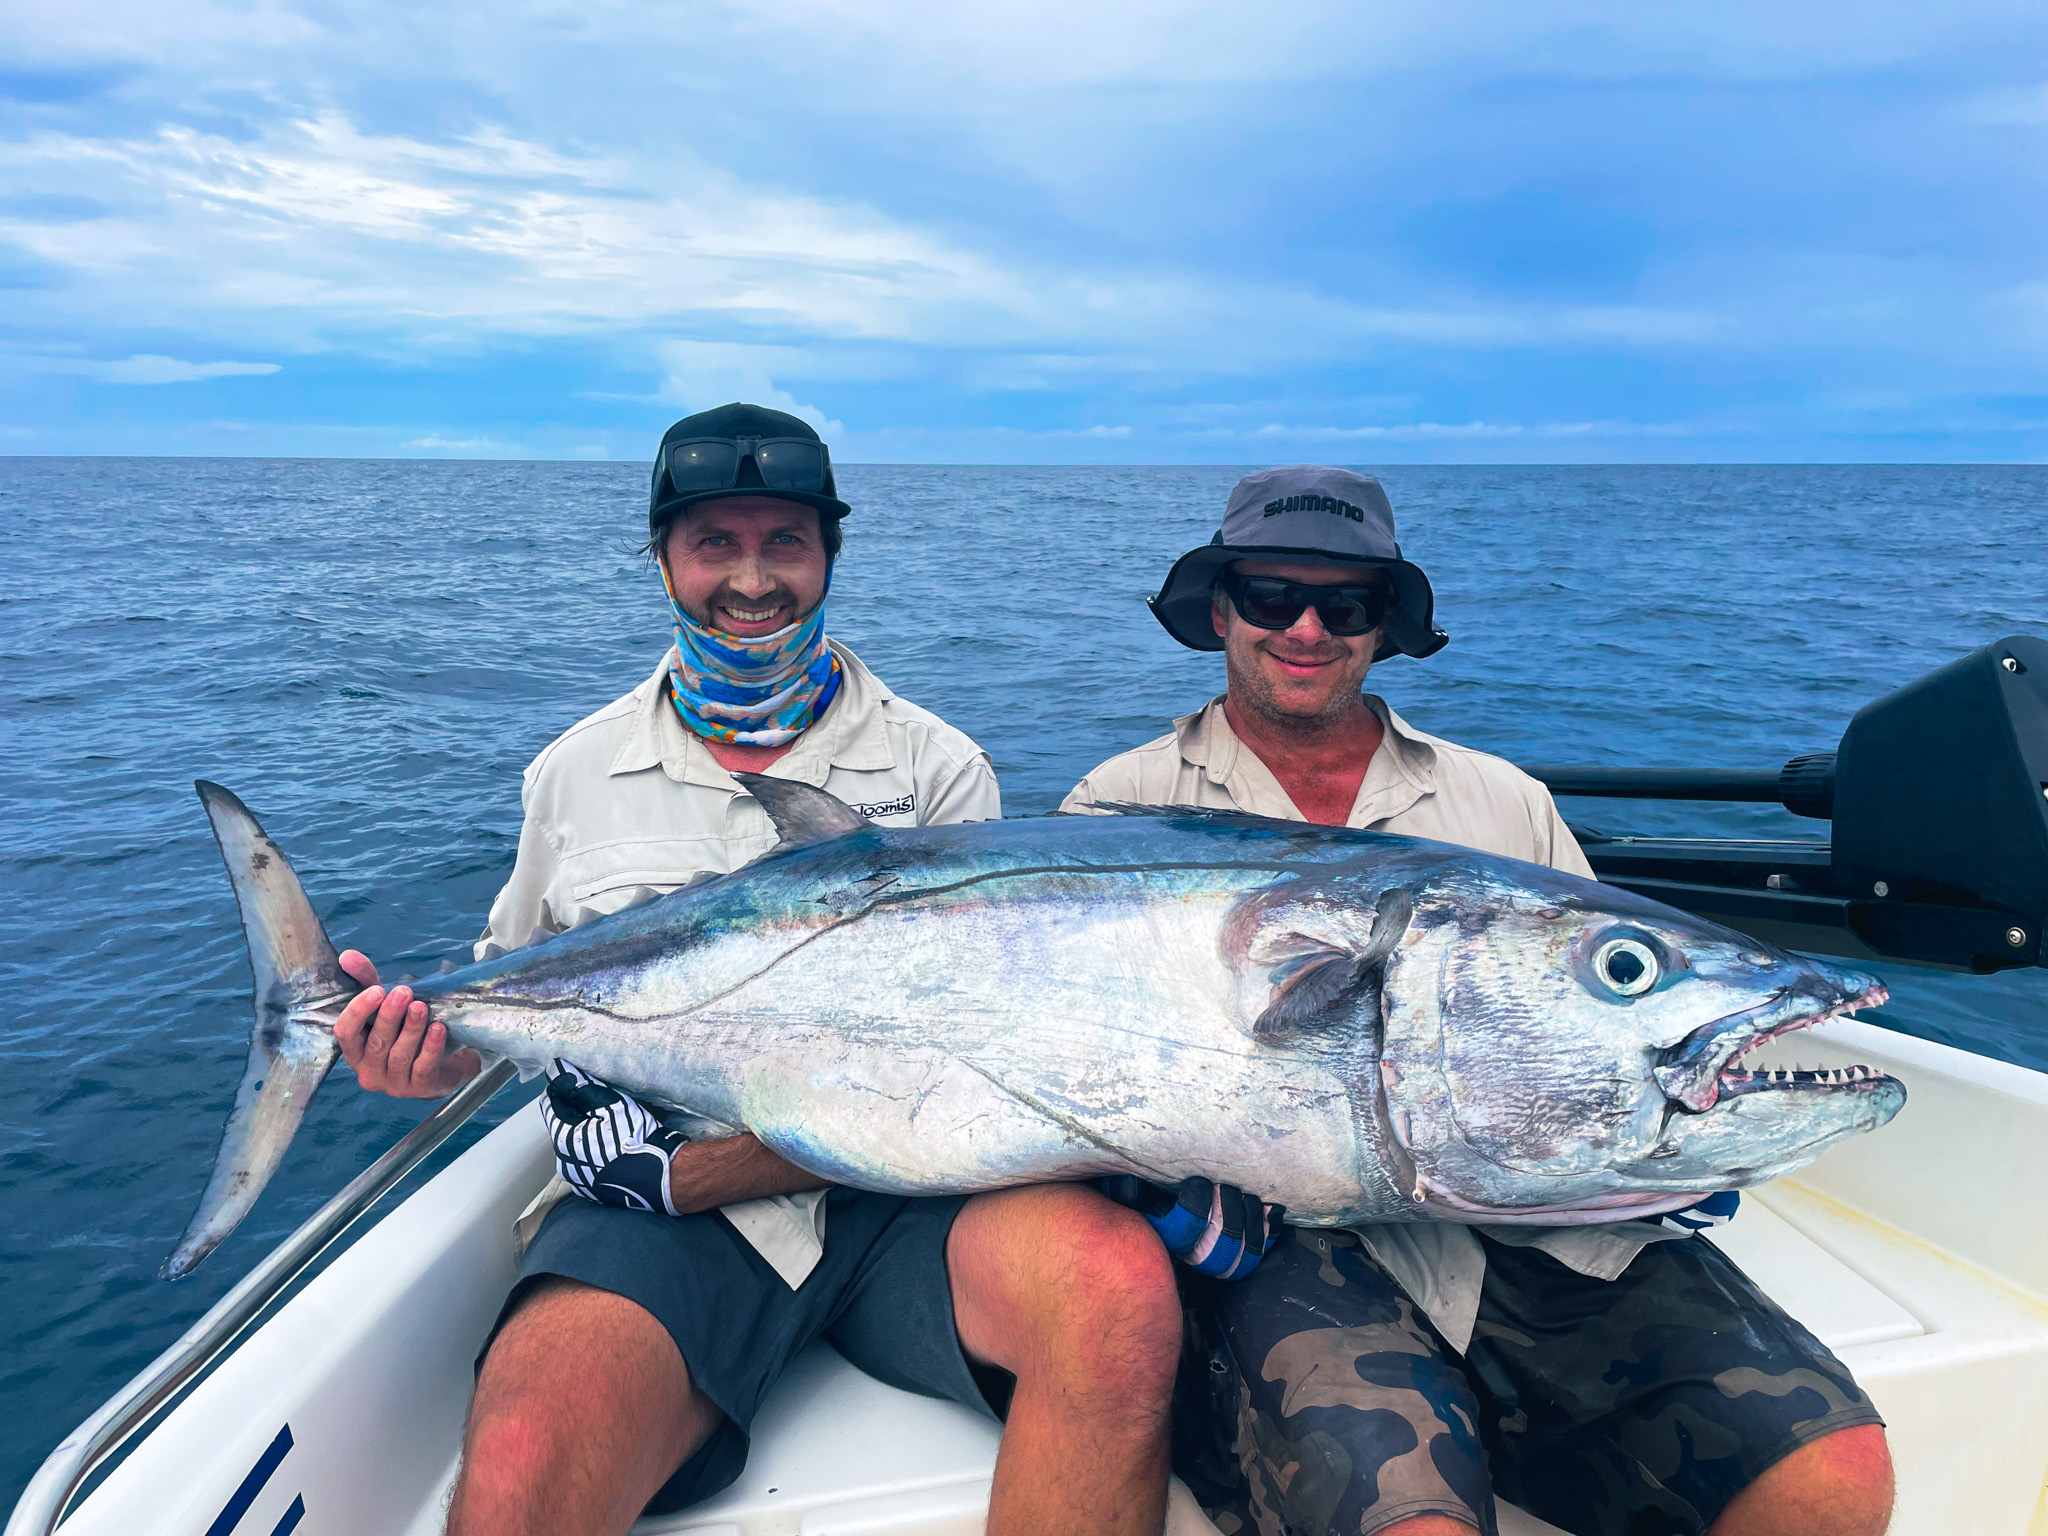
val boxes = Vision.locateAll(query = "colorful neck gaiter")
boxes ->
[658,558,842,747]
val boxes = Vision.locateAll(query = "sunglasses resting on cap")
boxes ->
[666,436,833,497]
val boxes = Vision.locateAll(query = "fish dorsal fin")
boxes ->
[732,773,871,847]
[1076,801,1305,833]
[1250,889,1412,1043]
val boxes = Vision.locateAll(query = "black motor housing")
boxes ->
[1832,635,2048,934]
[1529,635,2048,974]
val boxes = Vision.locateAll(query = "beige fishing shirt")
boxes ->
[495,640,1000,1288]
[1063,695,1685,1352]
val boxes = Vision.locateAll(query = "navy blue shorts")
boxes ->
[486,1188,995,1514]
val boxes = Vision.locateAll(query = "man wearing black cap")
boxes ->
[334,405,1186,1536]
[1067,467,1893,1536]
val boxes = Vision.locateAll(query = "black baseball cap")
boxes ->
[648,401,852,536]
[1150,466,1446,662]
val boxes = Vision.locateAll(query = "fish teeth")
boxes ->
[1766,1064,1874,1086]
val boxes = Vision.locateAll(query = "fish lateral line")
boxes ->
[837,858,1317,910]
[953,1056,1173,1181]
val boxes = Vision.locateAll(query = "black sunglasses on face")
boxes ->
[1219,571,1393,636]
[666,436,831,496]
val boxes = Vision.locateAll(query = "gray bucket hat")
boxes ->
[1150,466,1447,661]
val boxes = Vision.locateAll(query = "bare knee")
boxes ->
[459,1405,562,1495]
[951,1185,1182,1393]
[1711,1424,1893,1536]
[1051,1197,1182,1382]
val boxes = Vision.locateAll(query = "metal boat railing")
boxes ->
[5,1059,518,1536]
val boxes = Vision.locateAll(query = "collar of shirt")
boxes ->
[608,638,898,789]
[1173,693,1440,827]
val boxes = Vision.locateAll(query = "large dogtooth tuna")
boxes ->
[164,776,1904,1278]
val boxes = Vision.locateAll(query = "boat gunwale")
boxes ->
[3,1059,518,1536]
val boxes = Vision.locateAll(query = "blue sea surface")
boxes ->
[1,459,2043,1499]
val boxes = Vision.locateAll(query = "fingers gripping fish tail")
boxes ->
[162,783,359,1280]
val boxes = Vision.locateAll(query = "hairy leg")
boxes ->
[1708,1424,1894,1536]
[948,1184,1184,1536]
[447,1277,723,1536]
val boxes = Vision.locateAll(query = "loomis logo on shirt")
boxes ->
[851,794,915,819]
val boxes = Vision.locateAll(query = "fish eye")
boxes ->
[1594,936,1660,997]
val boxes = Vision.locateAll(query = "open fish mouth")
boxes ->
[1653,977,1891,1113]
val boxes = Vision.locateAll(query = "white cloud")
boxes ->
[654,342,842,434]
[0,111,1726,374]
[35,353,280,384]
[0,113,1021,345]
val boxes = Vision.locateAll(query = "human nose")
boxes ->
[727,547,775,597]
[1283,603,1328,643]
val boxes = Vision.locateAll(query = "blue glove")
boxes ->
[1102,1175,1282,1280]
[1641,1189,1740,1235]
[540,1059,686,1216]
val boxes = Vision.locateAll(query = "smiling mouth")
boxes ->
[1267,651,1344,672]
[1654,978,1890,1113]
[718,602,790,626]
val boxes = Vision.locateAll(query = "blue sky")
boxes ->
[2,1,2043,462]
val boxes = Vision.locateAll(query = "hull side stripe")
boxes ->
[203,1423,292,1536]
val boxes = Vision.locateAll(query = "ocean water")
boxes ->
[1,458,2043,1500]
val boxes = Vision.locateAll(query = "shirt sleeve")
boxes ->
[1060,750,1143,814]
[1536,794,1596,878]
[474,793,565,962]
[920,750,1002,826]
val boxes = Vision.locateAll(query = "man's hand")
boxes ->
[1103,1175,1282,1280]
[334,950,484,1099]
[541,1061,686,1215]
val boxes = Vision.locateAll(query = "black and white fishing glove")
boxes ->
[540,1060,686,1217]
[1640,1189,1740,1235]
[1102,1175,1283,1281]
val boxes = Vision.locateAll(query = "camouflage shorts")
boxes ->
[1173,1228,1882,1536]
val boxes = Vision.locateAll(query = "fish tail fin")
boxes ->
[162,782,359,1280]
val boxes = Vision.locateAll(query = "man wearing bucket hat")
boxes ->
[331,404,1187,1536]
[1066,467,1893,1536]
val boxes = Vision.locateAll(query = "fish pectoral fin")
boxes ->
[1246,889,1410,1045]
[732,774,872,847]
[1253,950,1372,1041]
